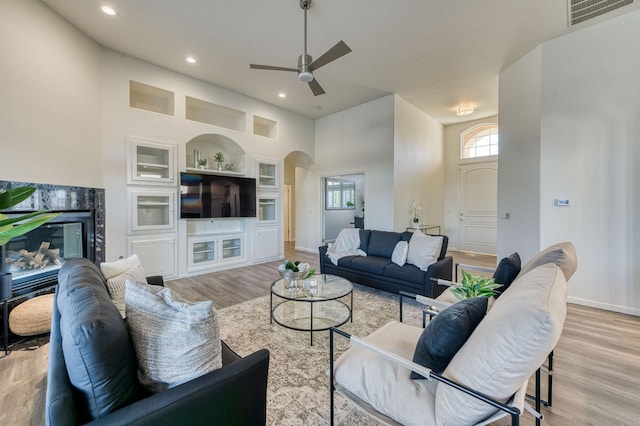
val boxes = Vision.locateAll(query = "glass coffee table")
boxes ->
[270,274,353,345]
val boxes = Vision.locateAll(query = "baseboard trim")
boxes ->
[568,296,640,316]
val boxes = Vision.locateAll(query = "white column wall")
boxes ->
[499,10,640,315]
[0,0,103,187]
[393,96,444,232]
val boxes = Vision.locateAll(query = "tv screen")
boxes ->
[180,173,256,219]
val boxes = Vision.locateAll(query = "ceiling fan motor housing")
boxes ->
[298,54,314,82]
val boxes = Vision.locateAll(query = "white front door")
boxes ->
[458,161,497,254]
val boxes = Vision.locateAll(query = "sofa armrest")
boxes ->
[318,245,329,274]
[424,256,453,298]
[88,348,270,426]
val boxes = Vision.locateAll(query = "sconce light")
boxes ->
[457,104,474,116]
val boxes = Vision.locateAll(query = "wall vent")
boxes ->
[569,0,634,26]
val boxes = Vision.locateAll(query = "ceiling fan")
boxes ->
[250,0,352,96]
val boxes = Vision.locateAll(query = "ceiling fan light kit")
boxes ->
[250,0,352,96]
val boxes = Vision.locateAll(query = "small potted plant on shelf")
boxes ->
[214,152,225,171]
[197,158,208,170]
[451,270,503,300]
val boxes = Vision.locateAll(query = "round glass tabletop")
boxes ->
[271,274,353,301]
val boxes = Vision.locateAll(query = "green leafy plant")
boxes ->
[198,158,208,167]
[0,187,61,246]
[346,201,354,208]
[285,260,316,279]
[214,152,225,163]
[451,270,502,300]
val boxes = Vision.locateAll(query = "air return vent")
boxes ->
[569,0,634,26]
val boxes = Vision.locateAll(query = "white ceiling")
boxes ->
[40,0,638,124]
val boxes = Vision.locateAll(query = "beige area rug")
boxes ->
[217,284,424,426]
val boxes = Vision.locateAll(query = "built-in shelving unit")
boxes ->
[187,233,244,272]
[253,115,278,139]
[257,160,277,188]
[129,81,175,116]
[186,96,246,131]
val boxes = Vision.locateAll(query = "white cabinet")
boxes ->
[127,138,176,185]
[254,227,280,262]
[128,188,176,232]
[187,233,245,272]
[256,159,278,189]
[128,235,177,278]
[258,195,278,223]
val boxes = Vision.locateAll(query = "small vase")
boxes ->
[217,162,223,171]
[412,222,420,229]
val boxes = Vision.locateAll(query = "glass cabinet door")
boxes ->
[257,161,277,188]
[221,236,243,260]
[128,138,176,185]
[128,188,176,232]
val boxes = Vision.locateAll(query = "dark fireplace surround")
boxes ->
[0,181,105,299]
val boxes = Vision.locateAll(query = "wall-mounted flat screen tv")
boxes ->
[180,172,256,219]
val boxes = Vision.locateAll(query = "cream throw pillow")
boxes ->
[391,241,409,266]
[407,231,443,271]
[100,254,147,318]
[125,280,223,393]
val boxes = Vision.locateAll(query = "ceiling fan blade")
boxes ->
[309,40,352,71]
[250,64,298,72]
[308,78,326,96]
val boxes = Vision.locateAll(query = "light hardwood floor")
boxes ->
[1,245,638,425]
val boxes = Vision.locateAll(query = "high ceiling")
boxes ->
[40,0,638,124]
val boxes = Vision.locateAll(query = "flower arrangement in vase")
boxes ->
[214,152,225,171]
[410,200,423,228]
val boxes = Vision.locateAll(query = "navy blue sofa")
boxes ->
[319,230,452,297]
[46,258,270,426]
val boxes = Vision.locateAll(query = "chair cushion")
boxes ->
[125,280,223,393]
[56,258,138,422]
[367,230,402,258]
[391,241,409,266]
[435,263,567,426]
[100,255,148,318]
[337,255,359,268]
[518,242,577,280]
[493,252,521,297]
[383,263,427,286]
[334,321,438,426]
[407,231,443,271]
[411,297,488,378]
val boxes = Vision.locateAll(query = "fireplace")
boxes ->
[0,181,105,298]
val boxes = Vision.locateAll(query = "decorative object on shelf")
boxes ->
[197,158,208,170]
[193,149,201,168]
[451,270,502,300]
[0,185,61,355]
[223,163,235,172]
[410,199,422,228]
[214,152,225,171]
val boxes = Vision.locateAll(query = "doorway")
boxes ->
[322,173,365,243]
[457,161,497,254]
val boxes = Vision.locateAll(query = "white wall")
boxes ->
[0,0,103,187]
[498,46,543,263]
[393,96,444,231]
[443,115,498,249]
[301,95,395,251]
[499,10,640,315]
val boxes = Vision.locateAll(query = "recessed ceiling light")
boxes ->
[457,104,474,116]
[278,93,286,98]
[186,56,197,64]
[101,5,116,16]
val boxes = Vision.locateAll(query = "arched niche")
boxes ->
[185,134,246,174]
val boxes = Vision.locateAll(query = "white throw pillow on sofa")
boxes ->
[125,280,223,393]
[100,254,148,318]
[407,231,443,271]
[391,241,409,266]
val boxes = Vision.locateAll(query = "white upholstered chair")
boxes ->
[329,243,577,426]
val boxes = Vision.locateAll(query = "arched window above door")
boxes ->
[460,123,499,159]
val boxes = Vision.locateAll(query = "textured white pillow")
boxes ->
[100,255,147,318]
[406,231,443,271]
[391,241,409,266]
[125,280,222,393]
